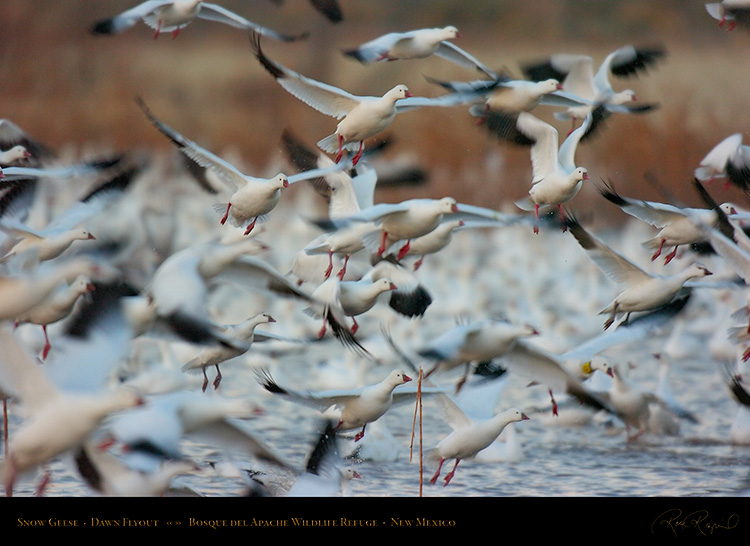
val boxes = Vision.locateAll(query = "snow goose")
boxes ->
[137,97,348,235]
[14,275,95,360]
[381,329,527,464]
[0,162,135,262]
[0,145,31,167]
[0,256,116,322]
[587,359,682,441]
[342,26,496,78]
[304,220,374,282]
[337,277,397,334]
[482,110,592,233]
[427,75,590,118]
[565,215,713,330]
[428,406,529,487]
[587,360,648,440]
[495,339,620,417]
[400,218,465,270]
[598,182,738,264]
[521,45,664,134]
[327,197,509,259]
[256,368,415,442]
[0,163,138,261]
[327,197,460,259]
[253,36,472,165]
[0,319,143,496]
[0,224,95,263]
[0,154,124,183]
[143,239,336,349]
[180,312,276,391]
[90,0,306,41]
[417,319,539,389]
[706,1,750,30]
[253,36,411,166]
[400,215,529,270]
[100,390,290,479]
[74,439,199,497]
[695,133,750,191]
[0,119,53,166]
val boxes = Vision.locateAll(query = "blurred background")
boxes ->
[1,0,749,221]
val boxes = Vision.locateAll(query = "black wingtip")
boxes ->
[483,110,536,147]
[389,286,432,318]
[562,211,597,251]
[326,308,372,358]
[309,0,343,23]
[597,180,628,207]
[251,33,285,80]
[91,19,115,36]
[342,48,366,63]
[255,368,287,395]
[305,420,340,475]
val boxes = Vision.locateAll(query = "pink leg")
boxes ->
[351,141,364,166]
[651,238,665,261]
[212,365,222,390]
[171,27,180,39]
[443,459,461,486]
[350,317,359,335]
[153,21,161,40]
[41,325,51,361]
[34,471,51,497]
[377,231,388,256]
[324,251,334,279]
[396,240,411,260]
[430,458,445,485]
[244,216,258,236]
[220,203,231,225]
[3,398,8,458]
[354,424,366,442]
[334,135,345,163]
[336,255,350,280]
[549,389,558,416]
[533,204,540,234]
[318,321,327,339]
[663,246,678,265]
[201,367,209,392]
[5,459,16,497]
[413,256,424,271]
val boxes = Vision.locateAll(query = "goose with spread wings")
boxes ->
[91,0,306,41]
[342,26,496,78]
[252,35,480,166]
[565,215,713,330]
[137,97,349,235]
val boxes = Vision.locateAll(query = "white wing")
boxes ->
[254,38,363,119]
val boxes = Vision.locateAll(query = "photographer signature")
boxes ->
[651,509,739,536]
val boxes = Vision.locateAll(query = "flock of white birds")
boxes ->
[1,0,750,499]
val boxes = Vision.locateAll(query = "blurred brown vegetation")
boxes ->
[1,0,750,224]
